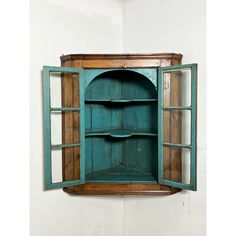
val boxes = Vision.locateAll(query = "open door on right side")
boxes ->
[157,64,197,191]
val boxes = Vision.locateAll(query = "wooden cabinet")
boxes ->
[43,53,197,195]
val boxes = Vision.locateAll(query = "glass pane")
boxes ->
[51,111,80,145]
[51,112,62,145]
[50,72,62,108]
[163,146,190,184]
[163,110,191,145]
[50,72,80,108]
[51,149,63,183]
[163,68,191,107]
[51,147,81,182]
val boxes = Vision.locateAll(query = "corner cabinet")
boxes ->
[43,53,197,195]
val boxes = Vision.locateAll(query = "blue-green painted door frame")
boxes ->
[157,64,197,191]
[43,65,197,191]
[43,66,85,190]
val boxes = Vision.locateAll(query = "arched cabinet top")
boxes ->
[83,68,157,89]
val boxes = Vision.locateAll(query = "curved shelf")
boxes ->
[85,129,157,138]
[85,98,157,104]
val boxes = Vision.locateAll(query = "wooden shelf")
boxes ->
[85,98,157,104]
[85,129,157,138]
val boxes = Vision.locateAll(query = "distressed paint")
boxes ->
[84,69,158,182]
[83,68,157,88]
[86,166,156,183]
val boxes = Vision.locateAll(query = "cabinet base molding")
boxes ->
[63,184,181,195]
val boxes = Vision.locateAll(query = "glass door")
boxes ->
[158,64,197,190]
[43,66,85,189]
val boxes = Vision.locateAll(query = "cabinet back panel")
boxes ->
[123,137,157,174]
[85,70,157,180]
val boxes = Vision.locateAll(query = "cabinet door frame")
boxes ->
[157,64,197,191]
[43,66,85,189]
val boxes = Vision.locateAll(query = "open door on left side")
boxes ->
[43,66,85,189]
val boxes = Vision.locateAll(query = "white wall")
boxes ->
[122,0,206,236]
[30,0,206,235]
[30,1,124,236]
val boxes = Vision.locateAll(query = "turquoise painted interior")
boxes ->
[84,70,158,183]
